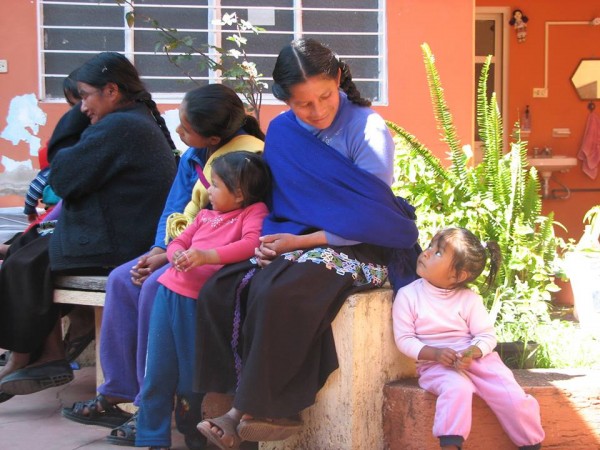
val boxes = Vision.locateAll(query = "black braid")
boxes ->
[137,91,176,150]
[338,61,371,107]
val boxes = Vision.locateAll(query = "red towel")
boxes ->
[578,112,600,179]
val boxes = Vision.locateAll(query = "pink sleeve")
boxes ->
[465,292,497,356]
[214,202,269,263]
[166,212,202,262]
[392,285,426,360]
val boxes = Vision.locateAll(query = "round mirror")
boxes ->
[570,59,600,100]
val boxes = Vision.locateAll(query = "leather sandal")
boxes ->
[106,410,137,446]
[197,415,243,450]
[61,394,132,428]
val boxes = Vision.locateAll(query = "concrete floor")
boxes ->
[0,365,188,450]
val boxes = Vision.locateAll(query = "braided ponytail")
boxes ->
[338,61,371,107]
[136,91,177,150]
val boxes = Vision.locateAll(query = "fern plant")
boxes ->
[391,43,560,346]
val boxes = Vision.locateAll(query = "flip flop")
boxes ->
[197,415,243,450]
[236,415,303,442]
[61,394,132,428]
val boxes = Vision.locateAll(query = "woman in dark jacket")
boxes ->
[0,52,177,399]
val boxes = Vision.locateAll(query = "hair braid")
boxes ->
[338,61,371,107]
[137,91,176,150]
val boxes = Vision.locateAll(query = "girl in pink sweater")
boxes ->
[135,151,271,450]
[393,228,544,450]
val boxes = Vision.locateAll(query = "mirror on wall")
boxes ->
[571,59,600,100]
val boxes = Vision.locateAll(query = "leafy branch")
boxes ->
[115,1,267,122]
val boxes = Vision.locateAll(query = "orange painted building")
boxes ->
[1,0,599,241]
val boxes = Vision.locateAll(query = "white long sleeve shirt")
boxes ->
[392,278,497,362]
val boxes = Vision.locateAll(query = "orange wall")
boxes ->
[477,0,600,240]
[0,1,475,220]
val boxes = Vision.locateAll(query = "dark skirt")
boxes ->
[0,232,55,353]
[0,228,111,353]
[194,243,390,418]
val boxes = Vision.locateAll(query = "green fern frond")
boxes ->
[387,121,456,184]
[420,43,466,184]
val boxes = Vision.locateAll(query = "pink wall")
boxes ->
[0,1,475,224]
[477,0,600,240]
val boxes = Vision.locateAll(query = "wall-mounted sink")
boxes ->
[527,155,578,175]
[527,155,578,199]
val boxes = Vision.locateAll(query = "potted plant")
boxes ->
[389,44,561,368]
[562,205,600,330]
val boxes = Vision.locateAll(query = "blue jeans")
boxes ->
[135,285,199,447]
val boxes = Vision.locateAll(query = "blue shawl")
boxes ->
[263,110,420,291]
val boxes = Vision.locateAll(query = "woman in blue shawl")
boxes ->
[196,39,420,449]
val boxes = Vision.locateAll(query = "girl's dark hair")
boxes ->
[211,151,271,208]
[272,38,371,107]
[434,227,502,291]
[76,52,176,150]
[183,84,264,144]
[63,69,81,105]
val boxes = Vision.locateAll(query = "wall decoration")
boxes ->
[509,9,529,43]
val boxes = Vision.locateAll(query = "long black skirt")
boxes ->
[0,228,111,353]
[195,243,390,418]
[0,232,55,353]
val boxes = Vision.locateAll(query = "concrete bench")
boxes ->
[53,275,107,387]
[261,287,417,450]
[383,370,600,449]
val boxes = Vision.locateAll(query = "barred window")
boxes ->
[40,0,387,104]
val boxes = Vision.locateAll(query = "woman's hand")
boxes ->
[130,248,168,286]
[255,233,300,267]
[255,231,329,268]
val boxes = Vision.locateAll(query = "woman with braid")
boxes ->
[0,52,177,399]
[195,39,420,449]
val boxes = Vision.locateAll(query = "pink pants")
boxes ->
[417,352,545,447]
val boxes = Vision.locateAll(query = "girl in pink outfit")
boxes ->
[393,228,544,450]
[135,151,271,450]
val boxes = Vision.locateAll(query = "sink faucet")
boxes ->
[541,147,553,157]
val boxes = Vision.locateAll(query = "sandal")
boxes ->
[61,394,132,428]
[106,411,137,446]
[0,391,14,403]
[197,415,243,450]
[64,328,95,363]
[0,350,10,366]
[236,415,303,442]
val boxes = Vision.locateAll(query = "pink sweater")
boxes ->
[158,202,268,299]
[392,278,497,362]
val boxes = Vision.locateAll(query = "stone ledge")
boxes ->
[261,288,416,450]
[384,369,600,449]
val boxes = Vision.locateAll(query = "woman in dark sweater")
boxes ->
[0,52,177,400]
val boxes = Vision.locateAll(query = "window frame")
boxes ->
[37,0,388,105]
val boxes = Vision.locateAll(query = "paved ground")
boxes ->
[0,365,188,450]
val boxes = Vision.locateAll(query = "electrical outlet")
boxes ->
[533,87,548,98]
[0,60,7,73]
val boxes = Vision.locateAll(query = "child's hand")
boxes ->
[434,347,460,367]
[173,249,206,272]
[454,346,481,370]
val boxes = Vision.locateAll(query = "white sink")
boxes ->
[527,155,577,174]
[527,155,578,199]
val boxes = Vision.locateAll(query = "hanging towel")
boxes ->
[578,111,600,179]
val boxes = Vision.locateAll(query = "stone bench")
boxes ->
[53,275,107,387]
[383,369,600,449]
[261,287,417,450]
